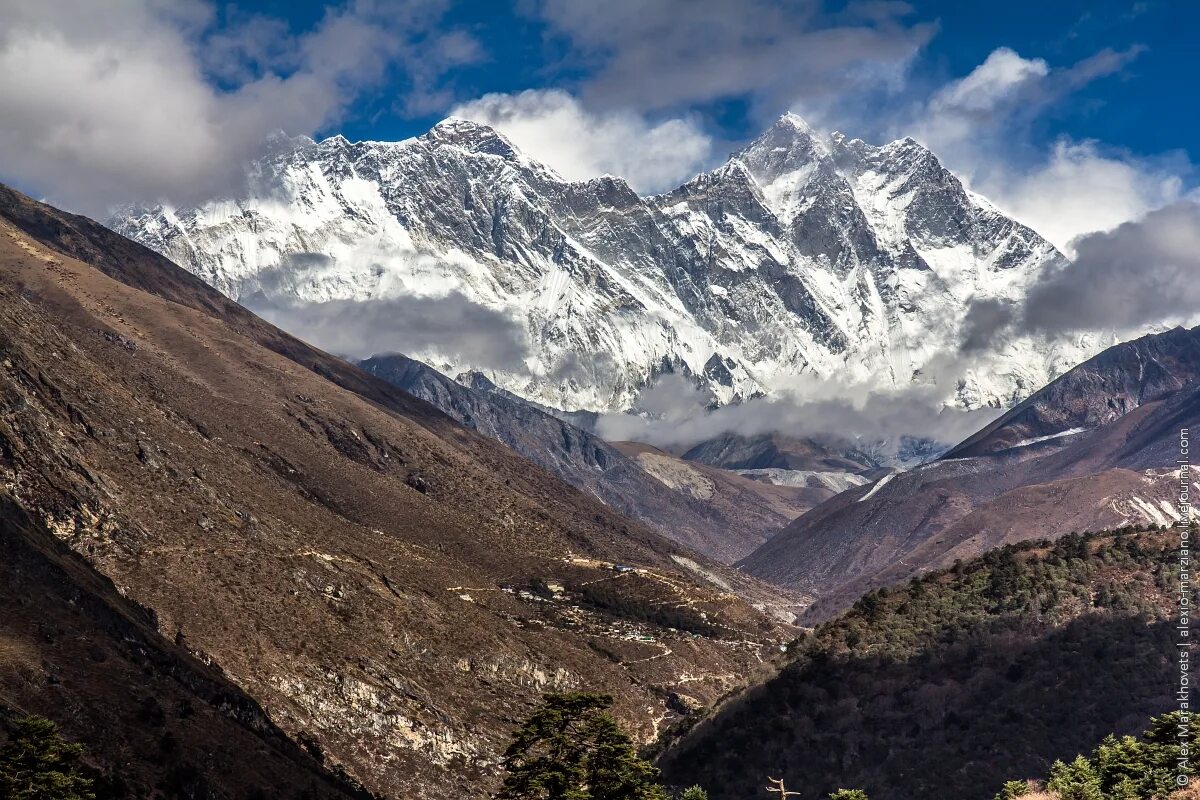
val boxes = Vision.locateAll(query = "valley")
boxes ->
[2,5,1196,799]
[3,174,1193,798]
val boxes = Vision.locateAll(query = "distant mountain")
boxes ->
[947,325,1200,457]
[738,326,1200,619]
[110,114,1099,416]
[679,431,880,472]
[659,528,1181,800]
[359,352,817,564]
[0,183,787,799]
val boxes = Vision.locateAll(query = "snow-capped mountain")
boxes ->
[110,113,1101,414]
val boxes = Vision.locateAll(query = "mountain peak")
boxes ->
[112,107,1082,418]
[425,116,520,159]
[776,112,818,135]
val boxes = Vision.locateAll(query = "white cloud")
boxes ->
[593,374,999,454]
[934,48,1050,112]
[913,48,1049,149]
[451,89,714,193]
[533,0,936,122]
[979,139,1185,253]
[0,0,476,214]
[895,45,1191,252]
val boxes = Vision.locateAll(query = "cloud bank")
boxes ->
[1022,201,1200,335]
[246,292,530,370]
[0,0,479,214]
[962,200,1200,348]
[595,374,1000,454]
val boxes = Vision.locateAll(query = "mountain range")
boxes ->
[2,99,1193,800]
[740,325,1200,619]
[110,114,1103,418]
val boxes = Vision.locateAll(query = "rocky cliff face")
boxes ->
[110,114,1099,415]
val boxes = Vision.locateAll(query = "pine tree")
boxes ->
[496,692,668,800]
[0,716,95,800]
[993,779,1029,800]
[1046,756,1103,800]
[678,786,708,800]
[1092,734,1145,796]
[828,790,869,800]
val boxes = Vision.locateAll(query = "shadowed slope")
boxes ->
[661,530,1180,800]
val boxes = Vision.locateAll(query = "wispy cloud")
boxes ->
[533,0,935,120]
[451,89,714,193]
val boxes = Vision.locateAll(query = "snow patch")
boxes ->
[1008,427,1089,450]
[858,473,895,503]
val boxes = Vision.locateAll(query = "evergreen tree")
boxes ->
[1046,756,1103,800]
[0,716,95,800]
[677,786,708,800]
[996,711,1200,799]
[1137,710,1195,797]
[1092,734,1145,797]
[993,779,1029,800]
[827,790,868,800]
[497,692,668,800]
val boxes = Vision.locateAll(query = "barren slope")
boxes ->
[359,353,795,562]
[0,496,374,799]
[0,184,787,798]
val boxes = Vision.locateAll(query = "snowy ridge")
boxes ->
[110,113,1101,413]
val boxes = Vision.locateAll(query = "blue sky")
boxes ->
[0,0,1194,249]
[269,0,1197,164]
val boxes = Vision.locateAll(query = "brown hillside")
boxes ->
[0,185,788,798]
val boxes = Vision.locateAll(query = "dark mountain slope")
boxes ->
[660,529,1182,800]
[359,353,809,562]
[680,432,877,473]
[0,184,787,799]
[0,496,372,799]
[740,329,1198,619]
